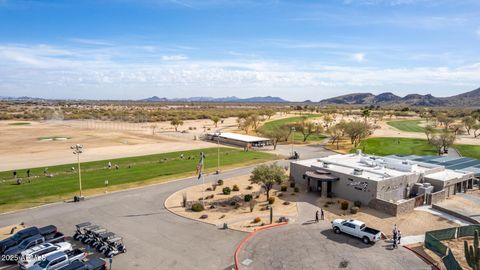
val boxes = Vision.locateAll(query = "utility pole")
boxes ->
[291,127,296,157]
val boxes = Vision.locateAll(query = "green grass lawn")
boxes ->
[453,144,480,159]
[259,114,326,142]
[8,122,31,126]
[386,119,426,133]
[0,147,276,212]
[356,137,437,156]
[357,137,480,159]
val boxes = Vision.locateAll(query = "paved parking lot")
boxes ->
[0,145,334,270]
[238,223,432,270]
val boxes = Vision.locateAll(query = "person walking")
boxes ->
[13,171,17,178]
[321,208,324,220]
[392,230,397,249]
[315,210,319,223]
[397,230,402,246]
[26,169,30,178]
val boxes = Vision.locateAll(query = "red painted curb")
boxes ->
[402,245,441,270]
[234,222,288,270]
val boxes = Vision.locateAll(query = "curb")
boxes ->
[234,222,288,270]
[402,245,441,270]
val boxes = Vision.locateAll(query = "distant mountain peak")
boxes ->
[140,95,288,103]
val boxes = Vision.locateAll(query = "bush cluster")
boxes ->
[280,186,287,192]
[253,217,261,223]
[268,197,275,204]
[191,203,204,212]
[217,179,224,186]
[244,194,253,202]
[232,184,240,192]
[354,201,362,208]
[350,206,359,214]
[222,187,231,195]
[341,201,349,210]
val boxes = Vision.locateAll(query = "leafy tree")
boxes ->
[249,163,287,200]
[259,126,290,150]
[473,124,480,138]
[294,120,322,142]
[343,121,372,147]
[328,124,343,150]
[430,130,456,155]
[263,110,275,119]
[424,125,435,142]
[170,118,184,132]
[362,109,371,123]
[322,114,334,128]
[248,114,263,131]
[210,115,221,127]
[238,117,253,134]
[463,116,476,135]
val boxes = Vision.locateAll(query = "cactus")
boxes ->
[464,230,480,270]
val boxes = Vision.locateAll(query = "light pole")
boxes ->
[216,131,221,175]
[291,127,296,157]
[71,144,84,198]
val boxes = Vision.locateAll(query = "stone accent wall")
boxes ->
[368,197,415,216]
[429,190,446,205]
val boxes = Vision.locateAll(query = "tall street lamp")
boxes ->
[71,144,84,198]
[216,131,221,175]
[291,127,296,157]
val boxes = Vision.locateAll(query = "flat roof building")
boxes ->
[290,151,475,216]
[205,132,272,148]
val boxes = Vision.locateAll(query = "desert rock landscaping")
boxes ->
[165,175,298,232]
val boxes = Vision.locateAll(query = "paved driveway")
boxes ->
[0,146,335,270]
[238,223,431,270]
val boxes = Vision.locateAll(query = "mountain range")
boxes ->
[319,87,480,107]
[142,96,288,103]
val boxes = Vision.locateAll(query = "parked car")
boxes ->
[58,258,107,270]
[0,225,57,254]
[3,232,65,262]
[27,249,87,270]
[331,219,382,244]
[18,242,72,269]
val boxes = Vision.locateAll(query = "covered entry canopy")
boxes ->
[303,170,339,182]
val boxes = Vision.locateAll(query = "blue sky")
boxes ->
[0,0,479,101]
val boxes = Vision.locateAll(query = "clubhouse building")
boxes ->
[290,151,476,215]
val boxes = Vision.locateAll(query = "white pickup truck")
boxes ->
[331,219,382,244]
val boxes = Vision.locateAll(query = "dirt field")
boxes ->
[0,118,240,171]
[165,175,298,232]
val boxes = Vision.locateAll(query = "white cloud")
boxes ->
[353,53,365,62]
[0,43,479,100]
[161,54,188,61]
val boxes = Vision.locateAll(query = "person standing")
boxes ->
[315,210,319,223]
[26,169,30,178]
[392,230,397,249]
[321,208,324,220]
[13,171,17,178]
[397,230,402,246]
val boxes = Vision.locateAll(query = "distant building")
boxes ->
[205,132,272,148]
[290,151,476,216]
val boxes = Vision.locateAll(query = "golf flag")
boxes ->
[196,152,205,179]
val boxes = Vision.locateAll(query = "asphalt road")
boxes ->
[0,144,333,270]
[238,223,431,270]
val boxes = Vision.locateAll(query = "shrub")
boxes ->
[246,185,253,190]
[244,194,253,202]
[200,214,208,219]
[222,187,231,195]
[277,192,283,197]
[283,201,290,205]
[253,217,261,223]
[290,182,295,188]
[280,186,287,192]
[191,203,204,212]
[217,179,224,186]
[206,187,212,191]
[232,184,240,191]
[323,204,329,208]
[341,201,349,210]
[350,206,359,214]
[268,197,275,204]
[354,201,362,208]
[230,201,236,206]
[294,187,299,193]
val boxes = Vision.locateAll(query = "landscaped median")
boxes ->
[0,147,277,213]
[164,175,298,232]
